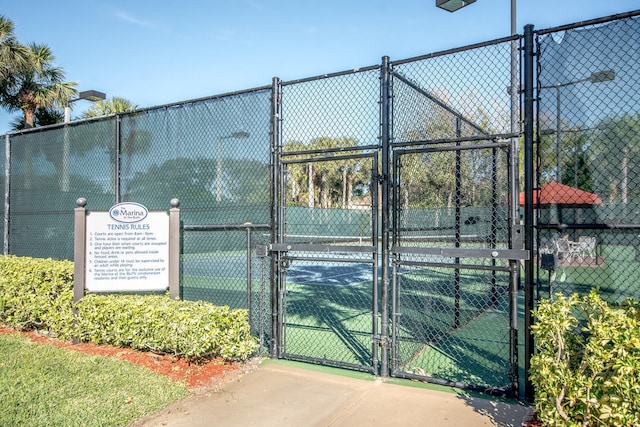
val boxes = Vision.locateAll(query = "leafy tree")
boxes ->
[562,134,593,192]
[1,42,76,128]
[126,157,269,208]
[282,137,369,209]
[283,140,307,205]
[9,106,63,129]
[81,97,138,118]
[591,113,640,204]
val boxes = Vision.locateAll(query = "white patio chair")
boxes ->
[577,236,596,262]
[555,237,581,262]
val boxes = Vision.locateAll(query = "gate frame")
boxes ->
[271,150,381,373]
[388,138,526,396]
[270,45,530,394]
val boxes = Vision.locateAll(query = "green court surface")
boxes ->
[177,243,640,393]
[279,261,516,391]
[543,245,640,303]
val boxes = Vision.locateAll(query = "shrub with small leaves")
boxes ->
[0,255,75,333]
[75,294,258,361]
[531,290,640,427]
[0,255,257,361]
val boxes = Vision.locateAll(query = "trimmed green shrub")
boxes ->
[0,255,75,332]
[75,294,257,361]
[0,255,257,361]
[531,291,640,427]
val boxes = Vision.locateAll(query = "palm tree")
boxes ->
[81,97,138,118]
[1,42,77,128]
[9,106,64,130]
[0,16,29,93]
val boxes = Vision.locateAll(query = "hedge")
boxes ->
[531,291,640,426]
[0,255,257,361]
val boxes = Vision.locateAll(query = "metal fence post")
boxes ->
[270,76,281,358]
[115,114,121,204]
[168,198,181,299]
[523,23,536,402]
[4,134,10,255]
[245,222,252,318]
[73,197,87,303]
[380,55,391,377]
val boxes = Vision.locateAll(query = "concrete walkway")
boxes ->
[134,360,532,427]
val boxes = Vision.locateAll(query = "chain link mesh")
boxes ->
[8,118,116,259]
[6,89,273,348]
[389,39,517,391]
[536,15,640,304]
[278,70,381,370]
[2,10,638,394]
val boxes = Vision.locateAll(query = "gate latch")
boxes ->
[255,245,269,257]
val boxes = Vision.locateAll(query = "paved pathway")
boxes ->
[133,360,532,427]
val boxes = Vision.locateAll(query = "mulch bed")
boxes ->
[0,326,254,390]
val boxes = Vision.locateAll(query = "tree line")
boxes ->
[0,15,135,130]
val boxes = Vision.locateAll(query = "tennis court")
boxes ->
[392,263,514,391]
[275,253,518,392]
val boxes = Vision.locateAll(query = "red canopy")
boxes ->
[519,181,603,207]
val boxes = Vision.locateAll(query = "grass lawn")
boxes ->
[0,332,188,427]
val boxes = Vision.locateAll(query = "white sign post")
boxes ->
[74,199,180,299]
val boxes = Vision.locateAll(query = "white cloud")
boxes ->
[114,9,160,30]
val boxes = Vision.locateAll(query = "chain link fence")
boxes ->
[2,8,639,398]
[276,69,381,371]
[388,37,520,393]
[535,13,640,305]
[4,89,274,352]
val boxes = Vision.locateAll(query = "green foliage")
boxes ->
[0,255,75,332]
[75,294,257,361]
[283,137,369,209]
[531,291,640,426]
[0,255,257,361]
[81,96,138,118]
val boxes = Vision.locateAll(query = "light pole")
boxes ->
[64,90,106,122]
[541,70,615,184]
[216,131,250,202]
[61,90,106,192]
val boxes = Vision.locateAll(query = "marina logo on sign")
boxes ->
[109,203,148,223]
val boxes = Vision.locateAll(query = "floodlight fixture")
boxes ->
[64,89,107,122]
[77,90,107,102]
[588,69,615,83]
[230,131,250,139]
[436,0,476,12]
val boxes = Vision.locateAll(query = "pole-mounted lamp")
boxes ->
[436,0,476,12]
[64,90,107,122]
[61,89,106,192]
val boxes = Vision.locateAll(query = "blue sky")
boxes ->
[1,0,639,132]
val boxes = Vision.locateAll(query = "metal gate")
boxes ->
[390,141,521,394]
[270,39,528,393]
[383,37,527,395]
[272,151,380,373]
